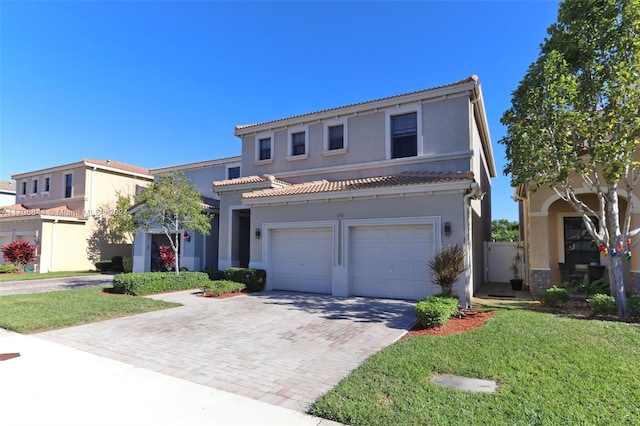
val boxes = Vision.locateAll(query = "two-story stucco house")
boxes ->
[212,76,496,307]
[0,159,153,272]
[131,156,242,273]
[0,180,16,206]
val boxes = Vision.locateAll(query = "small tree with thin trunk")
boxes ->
[2,240,37,272]
[133,171,211,275]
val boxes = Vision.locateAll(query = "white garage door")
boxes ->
[351,224,434,300]
[271,227,333,294]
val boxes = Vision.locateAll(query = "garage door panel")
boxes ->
[351,224,434,300]
[271,228,332,294]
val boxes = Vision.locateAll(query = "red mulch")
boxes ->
[401,309,496,339]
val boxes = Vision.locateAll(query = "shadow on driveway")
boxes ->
[250,290,416,330]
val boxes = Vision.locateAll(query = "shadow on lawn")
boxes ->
[251,290,416,330]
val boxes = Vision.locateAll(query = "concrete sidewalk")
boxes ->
[0,329,342,426]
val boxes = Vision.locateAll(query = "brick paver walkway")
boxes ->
[37,290,415,411]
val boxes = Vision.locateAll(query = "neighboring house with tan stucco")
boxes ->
[212,75,496,307]
[517,177,639,297]
[0,159,153,272]
[131,156,242,273]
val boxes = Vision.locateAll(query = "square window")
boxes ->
[291,132,305,156]
[228,166,240,180]
[391,112,417,159]
[328,125,344,150]
[259,137,271,161]
[64,174,73,198]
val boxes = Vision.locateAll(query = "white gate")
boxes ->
[484,241,523,283]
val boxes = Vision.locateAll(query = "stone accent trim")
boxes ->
[530,268,552,297]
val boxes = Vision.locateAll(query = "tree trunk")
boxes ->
[606,188,628,316]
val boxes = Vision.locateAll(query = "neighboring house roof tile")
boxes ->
[0,204,87,219]
[235,76,479,132]
[0,180,16,192]
[213,174,291,188]
[242,171,474,199]
[83,159,151,176]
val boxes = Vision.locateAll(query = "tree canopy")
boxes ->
[133,171,211,274]
[491,219,520,242]
[499,0,640,315]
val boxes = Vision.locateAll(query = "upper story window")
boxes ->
[20,181,27,196]
[32,179,38,194]
[391,112,417,159]
[64,173,73,198]
[227,166,241,180]
[328,125,344,150]
[291,132,306,156]
[44,177,50,193]
[259,137,271,161]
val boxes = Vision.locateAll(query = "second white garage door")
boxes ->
[350,224,434,300]
[270,227,333,294]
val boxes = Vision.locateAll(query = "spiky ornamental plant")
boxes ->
[427,244,465,296]
[158,245,176,270]
[1,240,37,272]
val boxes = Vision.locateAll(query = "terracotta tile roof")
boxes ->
[213,174,291,188]
[84,159,151,176]
[236,76,479,132]
[0,204,87,219]
[242,171,474,199]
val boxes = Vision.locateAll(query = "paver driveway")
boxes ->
[37,290,415,411]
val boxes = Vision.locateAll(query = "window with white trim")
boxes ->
[328,125,344,150]
[228,166,240,179]
[391,112,417,159]
[20,181,27,196]
[291,131,306,156]
[259,137,271,161]
[64,173,73,198]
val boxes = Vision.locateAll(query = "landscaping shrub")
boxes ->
[628,295,640,318]
[122,257,133,273]
[0,264,18,273]
[541,286,570,307]
[207,270,226,281]
[203,280,246,296]
[588,294,617,316]
[95,261,112,272]
[414,294,460,327]
[224,268,266,292]
[111,256,124,272]
[112,271,210,296]
[427,244,465,296]
[1,240,37,272]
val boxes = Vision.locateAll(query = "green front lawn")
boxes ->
[0,270,102,282]
[0,286,180,333]
[310,307,640,425]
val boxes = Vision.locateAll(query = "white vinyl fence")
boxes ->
[484,241,523,284]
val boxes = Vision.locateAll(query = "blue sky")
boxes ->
[0,1,560,221]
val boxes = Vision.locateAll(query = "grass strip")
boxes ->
[0,286,180,334]
[310,308,640,425]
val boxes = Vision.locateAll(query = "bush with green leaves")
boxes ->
[627,295,640,318]
[95,261,112,272]
[111,256,124,272]
[588,294,617,316]
[112,271,210,296]
[541,286,570,307]
[207,270,226,281]
[0,264,18,273]
[414,294,460,327]
[203,280,246,296]
[561,274,609,298]
[122,257,133,273]
[224,268,266,292]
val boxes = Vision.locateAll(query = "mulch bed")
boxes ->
[401,309,497,339]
